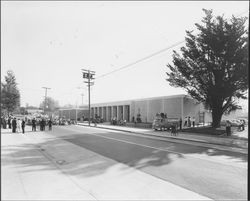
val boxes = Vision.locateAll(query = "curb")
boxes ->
[77,124,248,152]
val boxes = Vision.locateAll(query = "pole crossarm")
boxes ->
[81,69,95,125]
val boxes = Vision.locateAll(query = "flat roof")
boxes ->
[90,94,189,107]
[58,94,192,110]
[58,107,88,111]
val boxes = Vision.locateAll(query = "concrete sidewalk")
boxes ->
[1,128,212,200]
[77,122,248,153]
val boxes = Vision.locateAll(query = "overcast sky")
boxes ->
[1,1,249,110]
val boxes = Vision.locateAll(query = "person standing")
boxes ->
[8,117,12,129]
[179,117,182,130]
[184,116,187,127]
[226,120,231,136]
[32,118,37,131]
[93,118,97,127]
[17,119,21,133]
[192,117,195,127]
[188,116,191,127]
[2,117,7,129]
[3,118,8,129]
[241,120,245,131]
[132,116,135,123]
[3,117,7,129]
[21,119,25,134]
[12,118,17,133]
[42,119,46,131]
[39,120,42,131]
[48,119,52,131]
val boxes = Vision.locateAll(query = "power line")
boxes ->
[82,69,95,125]
[235,10,249,17]
[95,9,248,81]
[95,39,185,80]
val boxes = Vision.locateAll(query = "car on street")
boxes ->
[220,119,242,127]
[152,116,179,131]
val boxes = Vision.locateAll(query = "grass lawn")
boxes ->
[181,126,230,136]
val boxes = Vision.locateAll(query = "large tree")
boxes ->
[1,70,21,115]
[166,9,248,128]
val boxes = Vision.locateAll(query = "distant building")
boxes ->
[58,106,89,121]
[26,108,43,114]
[59,94,212,126]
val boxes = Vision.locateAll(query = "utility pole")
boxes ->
[42,87,51,114]
[82,69,95,126]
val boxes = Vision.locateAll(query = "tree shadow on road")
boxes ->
[2,130,247,179]
[1,132,183,177]
[2,128,247,201]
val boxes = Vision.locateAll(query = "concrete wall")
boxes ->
[183,96,200,124]
[145,97,182,122]
[75,94,211,124]
[147,99,163,122]
[182,97,212,125]
[163,97,182,118]
[133,100,147,122]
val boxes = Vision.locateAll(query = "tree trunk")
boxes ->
[211,107,223,128]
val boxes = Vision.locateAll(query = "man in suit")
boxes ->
[8,117,12,129]
[12,118,17,133]
[41,119,46,131]
[48,119,52,131]
[32,118,37,131]
[21,119,26,134]
[179,117,182,130]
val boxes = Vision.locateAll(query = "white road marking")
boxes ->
[59,126,247,169]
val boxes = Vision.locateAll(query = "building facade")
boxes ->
[58,107,89,121]
[59,94,212,125]
[90,94,211,125]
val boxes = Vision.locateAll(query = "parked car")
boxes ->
[152,115,179,131]
[59,119,67,125]
[92,117,103,123]
[52,120,59,125]
[220,119,241,127]
[237,118,248,125]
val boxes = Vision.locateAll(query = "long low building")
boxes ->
[90,94,211,124]
[59,94,212,125]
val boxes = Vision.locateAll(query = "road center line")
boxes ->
[60,126,247,169]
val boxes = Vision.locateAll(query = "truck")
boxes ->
[152,114,179,131]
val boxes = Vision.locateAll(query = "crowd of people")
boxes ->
[1,116,26,133]
[30,118,53,132]
[111,117,127,125]
[183,116,196,128]
[1,115,53,134]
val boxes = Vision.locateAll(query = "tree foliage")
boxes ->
[39,97,59,112]
[166,9,248,127]
[1,70,21,115]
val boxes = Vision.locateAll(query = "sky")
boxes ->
[1,1,249,111]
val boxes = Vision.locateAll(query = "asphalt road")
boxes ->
[49,125,247,200]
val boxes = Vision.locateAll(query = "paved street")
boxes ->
[1,125,247,200]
